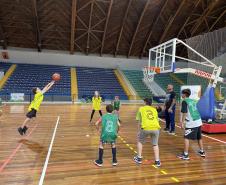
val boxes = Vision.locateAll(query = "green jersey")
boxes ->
[101,113,118,143]
[113,100,120,110]
[184,98,201,121]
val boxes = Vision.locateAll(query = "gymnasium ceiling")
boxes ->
[0,0,225,58]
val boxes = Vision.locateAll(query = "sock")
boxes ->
[184,152,188,155]
[98,148,103,161]
[112,147,117,162]
[200,149,204,152]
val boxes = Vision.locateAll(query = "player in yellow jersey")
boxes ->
[134,98,161,167]
[18,81,55,135]
[90,91,102,123]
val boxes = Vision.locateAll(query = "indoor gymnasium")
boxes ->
[0,0,226,184]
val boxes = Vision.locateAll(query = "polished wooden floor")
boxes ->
[0,104,226,185]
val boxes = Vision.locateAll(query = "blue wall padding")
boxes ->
[197,86,215,120]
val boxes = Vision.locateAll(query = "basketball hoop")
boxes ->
[143,66,160,82]
[145,66,161,74]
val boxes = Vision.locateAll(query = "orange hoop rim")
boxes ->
[144,66,161,74]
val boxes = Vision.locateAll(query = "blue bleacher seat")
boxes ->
[0,63,128,101]
[0,63,71,101]
[76,67,128,100]
[0,62,11,72]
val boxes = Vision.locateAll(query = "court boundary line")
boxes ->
[0,123,38,172]
[118,135,180,183]
[118,117,226,183]
[38,116,60,185]
[159,118,226,144]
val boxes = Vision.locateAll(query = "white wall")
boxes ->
[0,48,148,70]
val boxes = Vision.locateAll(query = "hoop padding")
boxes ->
[197,86,215,120]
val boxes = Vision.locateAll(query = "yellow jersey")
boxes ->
[136,105,161,130]
[92,96,102,110]
[28,92,44,111]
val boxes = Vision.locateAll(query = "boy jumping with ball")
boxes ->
[18,81,55,135]
[94,104,121,167]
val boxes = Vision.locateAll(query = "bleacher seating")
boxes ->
[167,73,209,96]
[0,62,12,72]
[76,67,128,100]
[0,63,71,101]
[123,70,153,99]
[1,61,221,102]
[186,73,209,93]
[174,73,188,84]
[154,73,187,99]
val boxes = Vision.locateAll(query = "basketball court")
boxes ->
[0,0,226,184]
[0,104,225,184]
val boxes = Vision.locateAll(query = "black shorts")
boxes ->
[26,109,37,119]
[184,126,202,140]
[114,108,120,111]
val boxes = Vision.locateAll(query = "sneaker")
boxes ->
[18,127,23,136]
[198,150,206,157]
[22,126,28,134]
[169,131,176,135]
[154,160,161,167]
[112,160,118,166]
[94,160,103,167]
[163,128,169,132]
[133,155,142,164]
[177,153,190,160]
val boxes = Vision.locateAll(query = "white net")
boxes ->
[143,66,154,82]
[143,66,159,82]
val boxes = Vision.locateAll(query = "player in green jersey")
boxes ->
[94,104,121,167]
[112,96,121,122]
[177,89,205,160]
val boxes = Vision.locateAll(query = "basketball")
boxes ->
[52,73,61,81]
[155,67,161,74]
